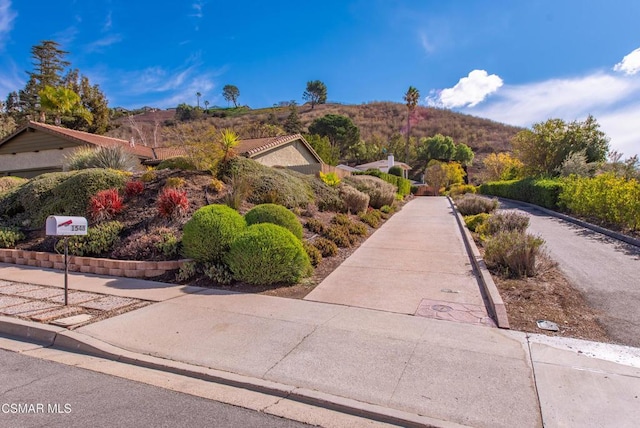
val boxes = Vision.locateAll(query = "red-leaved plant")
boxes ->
[89,188,124,222]
[157,188,189,220]
[124,180,145,197]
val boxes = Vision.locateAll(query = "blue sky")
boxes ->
[0,0,639,156]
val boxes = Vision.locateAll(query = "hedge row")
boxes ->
[354,169,411,196]
[479,178,563,210]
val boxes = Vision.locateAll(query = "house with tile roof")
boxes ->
[0,122,323,178]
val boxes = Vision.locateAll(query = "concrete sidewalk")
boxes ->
[1,197,639,427]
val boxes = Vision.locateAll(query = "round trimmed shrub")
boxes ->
[244,204,303,239]
[182,204,246,262]
[226,223,312,285]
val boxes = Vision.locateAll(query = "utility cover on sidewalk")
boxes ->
[51,314,94,327]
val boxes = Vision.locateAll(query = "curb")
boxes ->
[0,316,466,428]
[495,197,640,248]
[447,197,510,329]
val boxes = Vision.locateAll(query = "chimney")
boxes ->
[388,154,394,170]
[129,137,135,147]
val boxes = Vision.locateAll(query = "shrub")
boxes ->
[484,231,545,278]
[479,178,563,210]
[244,203,303,239]
[322,224,353,247]
[124,180,144,197]
[182,204,246,262]
[302,240,323,267]
[209,177,225,193]
[177,260,198,282]
[112,227,180,260]
[454,194,499,216]
[156,156,197,171]
[449,184,477,196]
[347,221,367,236]
[65,146,139,171]
[331,213,351,226]
[221,157,311,208]
[313,237,338,257]
[380,205,394,214]
[480,211,530,236]
[165,177,186,188]
[319,171,341,187]
[354,169,411,196]
[305,218,325,234]
[359,210,381,228]
[0,227,24,248]
[58,221,123,257]
[157,188,189,220]
[140,170,156,182]
[339,184,369,214]
[464,213,490,233]
[0,177,27,194]
[388,165,403,177]
[226,223,312,285]
[89,188,124,222]
[202,262,234,285]
[344,175,396,208]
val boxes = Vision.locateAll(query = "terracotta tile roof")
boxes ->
[26,121,155,158]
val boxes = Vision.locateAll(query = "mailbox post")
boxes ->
[45,216,88,305]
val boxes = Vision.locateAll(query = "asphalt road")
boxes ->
[498,199,640,347]
[0,349,311,428]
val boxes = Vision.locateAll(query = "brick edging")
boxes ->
[0,249,189,279]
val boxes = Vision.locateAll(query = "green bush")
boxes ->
[221,157,311,208]
[313,237,338,257]
[388,166,403,177]
[448,184,477,196]
[347,221,367,236]
[0,169,127,228]
[302,240,323,267]
[454,194,499,216]
[484,231,545,278]
[380,205,394,214]
[559,173,640,231]
[0,227,24,248]
[331,213,351,226]
[182,204,246,262]
[479,178,564,210]
[339,184,369,214]
[354,169,411,196]
[285,169,344,212]
[304,218,325,234]
[344,175,396,208]
[156,157,197,171]
[245,204,303,239]
[359,210,381,228]
[65,146,139,171]
[57,221,123,257]
[480,211,530,236]
[464,213,490,233]
[226,224,312,285]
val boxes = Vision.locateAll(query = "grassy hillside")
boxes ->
[110,102,522,182]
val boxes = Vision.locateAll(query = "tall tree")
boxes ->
[303,80,327,109]
[222,85,240,107]
[196,92,201,108]
[403,86,420,162]
[283,102,302,134]
[308,114,360,158]
[512,116,610,177]
[29,40,69,91]
[63,70,110,133]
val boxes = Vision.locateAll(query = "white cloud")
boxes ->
[463,72,640,156]
[614,47,640,76]
[103,11,113,32]
[86,34,123,52]
[419,31,435,54]
[0,0,17,48]
[427,70,503,108]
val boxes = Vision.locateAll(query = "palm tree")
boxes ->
[403,86,420,162]
[204,100,209,112]
[196,92,201,108]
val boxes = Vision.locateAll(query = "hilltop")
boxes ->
[109,102,523,181]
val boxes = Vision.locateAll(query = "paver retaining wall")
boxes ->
[0,249,188,279]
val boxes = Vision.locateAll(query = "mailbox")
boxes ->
[45,216,88,236]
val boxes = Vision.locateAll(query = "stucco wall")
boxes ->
[0,148,73,175]
[252,141,318,167]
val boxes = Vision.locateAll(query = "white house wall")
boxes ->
[0,148,73,175]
